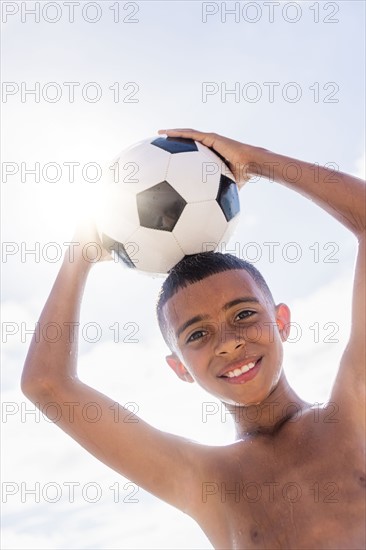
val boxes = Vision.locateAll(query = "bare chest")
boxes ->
[197,413,366,549]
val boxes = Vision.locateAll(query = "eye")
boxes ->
[186,329,208,343]
[235,310,256,321]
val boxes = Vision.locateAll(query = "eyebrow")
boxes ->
[176,297,260,340]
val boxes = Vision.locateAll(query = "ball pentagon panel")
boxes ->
[137,181,187,231]
[216,174,240,221]
[151,136,198,154]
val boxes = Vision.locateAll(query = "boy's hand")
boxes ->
[71,217,113,263]
[158,128,259,189]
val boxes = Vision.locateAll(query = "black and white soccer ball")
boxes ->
[96,136,241,274]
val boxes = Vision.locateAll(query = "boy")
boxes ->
[21,128,365,549]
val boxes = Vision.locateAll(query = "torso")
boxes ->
[194,406,366,549]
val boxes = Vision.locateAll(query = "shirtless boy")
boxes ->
[21,128,366,549]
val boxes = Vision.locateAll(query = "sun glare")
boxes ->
[29,180,101,242]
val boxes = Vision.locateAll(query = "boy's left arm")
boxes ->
[158,129,366,429]
[253,147,365,428]
[249,147,366,429]
[330,228,365,426]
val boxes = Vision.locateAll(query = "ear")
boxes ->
[275,303,291,342]
[165,354,194,383]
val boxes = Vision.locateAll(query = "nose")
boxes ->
[214,325,246,356]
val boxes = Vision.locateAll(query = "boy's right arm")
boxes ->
[20,227,207,516]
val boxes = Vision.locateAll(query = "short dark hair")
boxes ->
[156,252,275,347]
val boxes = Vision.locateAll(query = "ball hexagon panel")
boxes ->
[195,142,221,163]
[195,141,229,167]
[137,181,187,231]
[152,137,198,154]
[113,140,171,194]
[96,187,140,244]
[196,142,236,180]
[127,226,184,273]
[173,201,229,255]
[216,175,240,221]
[166,152,221,203]
[218,213,241,249]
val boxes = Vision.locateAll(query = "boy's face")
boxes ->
[162,269,290,406]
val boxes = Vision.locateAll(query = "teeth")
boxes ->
[225,361,256,378]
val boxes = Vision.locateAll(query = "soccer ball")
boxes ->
[96,136,241,274]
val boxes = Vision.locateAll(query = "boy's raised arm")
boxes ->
[20,224,207,516]
[159,129,366,426]
[158,128,365,237]
[244,140,365,425]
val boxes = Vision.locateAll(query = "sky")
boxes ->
[1,1,365,548]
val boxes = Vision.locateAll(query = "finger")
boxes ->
[158,128,198,134]
[157,129,218,150]
[158,128,205,139]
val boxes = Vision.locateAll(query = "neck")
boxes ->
[225,372,311,439]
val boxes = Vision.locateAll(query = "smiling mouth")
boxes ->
[219,357,263,382]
